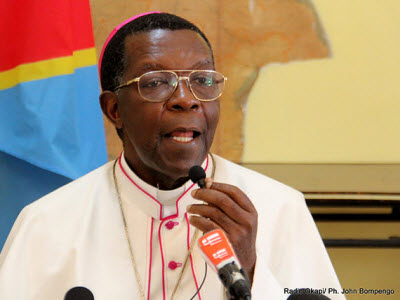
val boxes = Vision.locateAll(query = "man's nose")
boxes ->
[166,78,200,111]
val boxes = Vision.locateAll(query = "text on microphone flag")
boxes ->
[201,232,223,246]
[213,248,229,260]
[198,229,238,272]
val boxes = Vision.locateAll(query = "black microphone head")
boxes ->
[64,287,94,300]
[189,165,206,188]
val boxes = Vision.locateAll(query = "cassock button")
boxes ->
[165,221,179,230]
[168,261,182,270]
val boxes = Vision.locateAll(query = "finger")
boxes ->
[205,177,213,189]
[191,189,250,224]
[188,215,220,233]
[187,204,239,233]
[209,182,256,213]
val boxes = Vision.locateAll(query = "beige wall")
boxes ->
[242,1,400,297]
[243,0,400,164]
[322,222,400,299]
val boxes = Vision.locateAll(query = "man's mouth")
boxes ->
[165,130,201,143]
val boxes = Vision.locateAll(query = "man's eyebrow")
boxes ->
[134,59,214,75]
[191,59,214,69]
[136,62,165,74]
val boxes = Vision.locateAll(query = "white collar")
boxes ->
[115,153,213,221]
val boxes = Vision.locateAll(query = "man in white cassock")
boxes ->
[0,12,345,300]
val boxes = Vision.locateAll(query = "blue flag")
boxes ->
[0,0,107,249]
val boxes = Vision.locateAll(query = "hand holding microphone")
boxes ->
[188,166,258,285]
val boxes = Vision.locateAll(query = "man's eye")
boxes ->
[141,79,168,88]
[192,77,213,86]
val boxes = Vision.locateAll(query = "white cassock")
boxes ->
[0,154,345,300]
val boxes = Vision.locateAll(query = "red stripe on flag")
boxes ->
[70,0,96,51]
[0,0,95,72]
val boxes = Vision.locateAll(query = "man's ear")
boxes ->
[99,91,123,130]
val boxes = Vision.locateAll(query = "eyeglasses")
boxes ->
[114,70,227,102]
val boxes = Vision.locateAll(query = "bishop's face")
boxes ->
[116,29,220,189]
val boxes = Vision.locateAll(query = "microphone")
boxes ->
[64,287,94,300]
[198,229,252,300]
[189,165,206,188]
